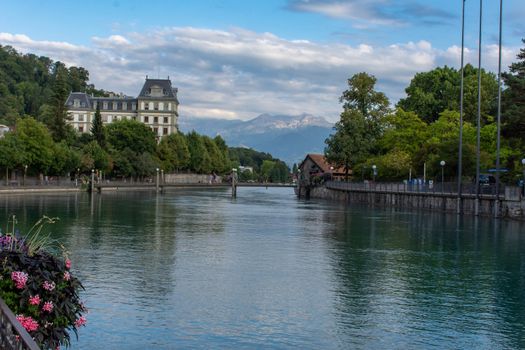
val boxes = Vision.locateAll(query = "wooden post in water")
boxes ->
[156,168,159,193]
[91,169,95,194]
[231,168,237,198]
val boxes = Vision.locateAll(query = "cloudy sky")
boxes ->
[0,0,523,122]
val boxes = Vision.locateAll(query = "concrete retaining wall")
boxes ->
[307,186,525,219]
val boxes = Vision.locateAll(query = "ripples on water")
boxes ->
[1,188,525,349]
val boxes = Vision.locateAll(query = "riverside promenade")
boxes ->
[297,180,525,219]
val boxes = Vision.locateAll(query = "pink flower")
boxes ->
[16,315,39,332]
[74,316,87,328]
[11,271,28,289]
[42,280,55,291]
[65,259,71,269]
[42,301,53,312]
[29,295,41,306]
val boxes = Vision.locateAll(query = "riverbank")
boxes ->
[298,181,525,220]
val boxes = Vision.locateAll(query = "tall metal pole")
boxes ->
[494,0,503,217]
[475,0,483,216]
[457,0,466,214]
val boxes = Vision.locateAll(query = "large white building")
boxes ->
[65,77,179,138]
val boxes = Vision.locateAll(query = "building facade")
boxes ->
[65,77,179,138]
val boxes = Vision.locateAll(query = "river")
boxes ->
[2,187,525,349]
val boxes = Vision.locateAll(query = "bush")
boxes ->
[0,216,86,349]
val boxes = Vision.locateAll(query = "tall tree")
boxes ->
[325,72,390,178]
[46,65,72,142]
[91,105,105,148]
[340,72,390,121]
[502,39,525,141]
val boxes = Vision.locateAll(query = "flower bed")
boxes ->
[0,217,86,349]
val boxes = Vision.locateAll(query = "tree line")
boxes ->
[325,39,525,183]
[0,45,291,182]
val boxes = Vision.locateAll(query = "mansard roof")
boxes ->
[138,78,178,100]
[65,92,92,109]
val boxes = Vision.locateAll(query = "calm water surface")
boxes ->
[1,188,525,349]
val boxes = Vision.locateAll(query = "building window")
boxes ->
[144,116,149,123]
[113,102,118,111]
[132,103,136,111]
[93,101,97,109]
[132,116,137,121]
[154,103,158,111]
[102,115,108,122]
[103,102,108,110]
[78,115,84,122]
[163,117,169,124]
[168,103,172,111]
[78,126,84,132]
[154,117,158,124]
[144,103,149,110]
[153,127,158,135]
[163,127,168,135]
[123,102,127,110]
[73,99,80,107]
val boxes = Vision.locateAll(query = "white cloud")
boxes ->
[0,29,520,122]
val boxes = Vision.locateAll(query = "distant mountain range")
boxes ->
[179,113,334,166]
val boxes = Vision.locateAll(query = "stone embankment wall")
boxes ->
[303,185,525,219]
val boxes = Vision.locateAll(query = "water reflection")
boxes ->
[323,205,525,349]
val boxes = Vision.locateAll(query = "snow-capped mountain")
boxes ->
[179,113,334,166]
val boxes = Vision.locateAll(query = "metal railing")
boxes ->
[325,180,509,198]
[0,297,40,350]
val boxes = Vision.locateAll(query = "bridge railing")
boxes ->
[0,297,40,350]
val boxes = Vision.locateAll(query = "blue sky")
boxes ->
[1,0,523,121]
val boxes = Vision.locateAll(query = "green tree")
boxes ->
[46,64,73,142]
[502,39,525,142]
[9,117,54,175]
[187,131,211,173]
[81,141,112,173]
[379,109,429,155]
[106,119,156,154]
[157,132,190,172]
[91,105,105,148]
[397,64,498,124]
[47,141,81,184]
[213,135,231,173]
[340,72,390,120]
[325,72,390,179]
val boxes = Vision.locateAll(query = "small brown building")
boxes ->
[298,154,348,185]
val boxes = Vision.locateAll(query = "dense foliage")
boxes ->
[0,217,86,349]
[229,147,290,183]
[326,38,525,183]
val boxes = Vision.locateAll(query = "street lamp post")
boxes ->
[23,165,27,186]
[440,160,446,193]
[330,166,334,181]
[372,165,377,183]
[522,158,525,196]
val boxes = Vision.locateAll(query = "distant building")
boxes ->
[65,77,179,139]
[0,124,10,138]
[238,166,253,173]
